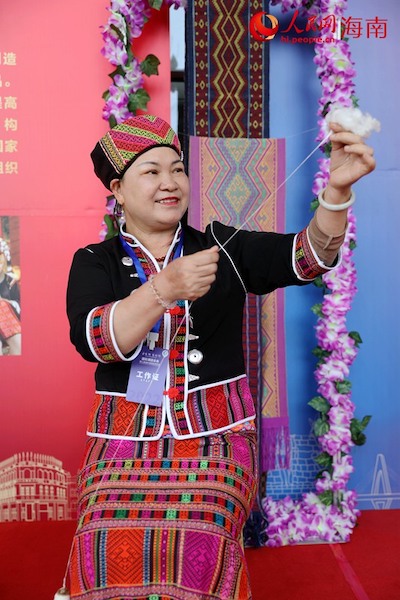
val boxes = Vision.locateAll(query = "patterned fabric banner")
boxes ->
[188,137,290,471]
[185,0,270,139]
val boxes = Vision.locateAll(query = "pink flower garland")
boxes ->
[263,0,364,545]
[101,0,187,127]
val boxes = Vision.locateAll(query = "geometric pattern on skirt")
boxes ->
[0,299,21,340]
[69,431,257,599]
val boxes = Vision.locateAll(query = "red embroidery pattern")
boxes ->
[294,227,332,280]
[88,303,120,362]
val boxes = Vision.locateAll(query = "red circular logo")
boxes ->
[250,12,279,42]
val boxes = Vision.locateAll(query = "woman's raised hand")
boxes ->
[156,246,220,302]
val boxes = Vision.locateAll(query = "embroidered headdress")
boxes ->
[91,114,182,189]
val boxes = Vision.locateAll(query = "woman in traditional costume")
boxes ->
[0,238,21,356]
[66,114,374,599]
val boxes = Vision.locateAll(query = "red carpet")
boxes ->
[0,509,398,599]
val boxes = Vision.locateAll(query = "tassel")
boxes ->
[54,588,70,600]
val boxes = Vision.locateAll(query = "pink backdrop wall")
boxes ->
[0,1,171,483]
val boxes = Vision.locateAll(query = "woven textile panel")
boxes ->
[188,136,289,471]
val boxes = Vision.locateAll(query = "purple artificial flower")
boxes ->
[319,425,352,454]
[101,32,128,66]
[103,84,131,123]
[270,0,315,16]
[114,58,144,95]
[339,395,355,413]
[332,454,354,482]
[316,356,350,381]
[321,292,353,317]
[329,405,352,427]
[121,1,149,39]
[107,10,128,44]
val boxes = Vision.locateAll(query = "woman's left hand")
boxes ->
[328,122,376,193]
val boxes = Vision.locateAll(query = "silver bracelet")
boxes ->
[148,274,176,311]
[318,189,355,211]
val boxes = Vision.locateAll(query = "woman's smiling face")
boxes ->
[111,146,189,237]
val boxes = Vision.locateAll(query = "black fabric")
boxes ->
[90,142,119,191]
[0,275,20,304]
[66,223,302,394]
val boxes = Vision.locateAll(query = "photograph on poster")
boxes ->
[0,215,21,355]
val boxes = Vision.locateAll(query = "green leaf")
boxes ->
[335,379,352,394]
[305,0,317,10]
[349,331,363,347]
[126,45,134,62]
[360,415,372,429]
[318,490,334,506]
[308,396,330,414]
[108,114,117,129]
[128,89,151,113]
[149,0,163,8]
[140,54,160,77]
[312,346,331,360]
[352,96,360,108]
[351,415,372,434]
[349,239,357,250]
[315,468,330,480]
[312,275,325,288]
[110,24,125,43]
[350,415,371,446]
[315,452,333,468]
[312,347,331,368]
[314,417,330,437]
[311,303,323,318]
[108,66,125,80]
[321,101,332,118]
[104,214,118,240]
[352,431,367,446]
[310,198,319,212]
[323,141,332,157]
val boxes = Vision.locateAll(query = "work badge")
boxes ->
[126,346,169,406]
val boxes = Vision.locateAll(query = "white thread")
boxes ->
[219,130,332,252]
[283,126,319,139]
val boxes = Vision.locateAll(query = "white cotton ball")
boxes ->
[325,104,381,138]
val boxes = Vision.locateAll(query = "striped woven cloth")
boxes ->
[69,432,257,599]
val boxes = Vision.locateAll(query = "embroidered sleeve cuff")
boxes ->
[86,301,132,363]
[293,227,342,281]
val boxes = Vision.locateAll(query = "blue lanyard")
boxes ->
[119,231,184,335]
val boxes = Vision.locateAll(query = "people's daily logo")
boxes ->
[250,10,388,44]
[249,12,279,42]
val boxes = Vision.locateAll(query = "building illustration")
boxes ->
[266,434,320,500]
[357,453,400,510]
[0,452,77,522]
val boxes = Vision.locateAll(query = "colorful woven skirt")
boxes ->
[69,431,258,600]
